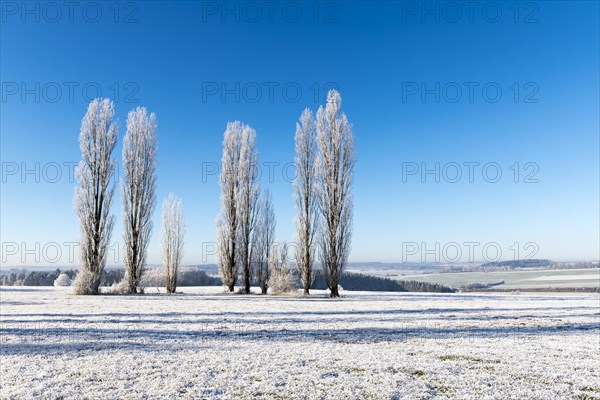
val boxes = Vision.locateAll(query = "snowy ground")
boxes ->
[1,287,599,399]
[393,268,600,289]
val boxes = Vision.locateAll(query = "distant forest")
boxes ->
[0,268,220,288]
[443,260,598,272]
[481,259,552,268]
[0,267,456,293]
[311,271,456,293]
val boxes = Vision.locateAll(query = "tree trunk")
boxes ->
[244,265,251,293]
[303,268,310,295]
[330,284,339,297]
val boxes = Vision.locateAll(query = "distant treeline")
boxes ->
[444,260,598,273]
[481,259,551,268]
[547,262,599,270]
[444,259,549,272]
[0,269,75,286]
[484,287,600,293]
[0,268,221,288]
[141,267,222,287]
[311,271,456,293]
[0,268,455,293]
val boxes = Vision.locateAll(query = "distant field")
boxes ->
[364,268,600,290]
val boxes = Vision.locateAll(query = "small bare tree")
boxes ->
[237,124,260,294]
[254,189,276,294]
[217,122,242,292]
[316,90,355,297]
[268,241,296,294]
[54,273,72,287]
[73,98,118,295]
[161,193,185,294]
[122,107,158,294]
[294,108,318,294]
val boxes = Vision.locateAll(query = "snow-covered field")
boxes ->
[394,268,600,290]
[1,287,599,399]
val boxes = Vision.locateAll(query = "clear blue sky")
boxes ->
[1,1,598,267]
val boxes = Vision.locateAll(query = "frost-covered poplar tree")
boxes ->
[294,108,318,295]
[122,107,158,294]
[73,98,118,295]
[237,124,260,294]
[216,122,242,292]
[254,189,275,294]
[316,90,355,297]
[161,193,185,294]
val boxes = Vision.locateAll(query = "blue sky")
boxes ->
[1,1,598,266]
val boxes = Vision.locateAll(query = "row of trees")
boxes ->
[0,268,459,293]
[216,89,355,297]
[0,268,217,288]
[73,99,185,295]
[216,121,261,293]
[0,268,116,287]
[0,269,71,286]
[73,90,354,296]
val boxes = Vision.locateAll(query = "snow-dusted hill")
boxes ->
[1,287,599,399]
